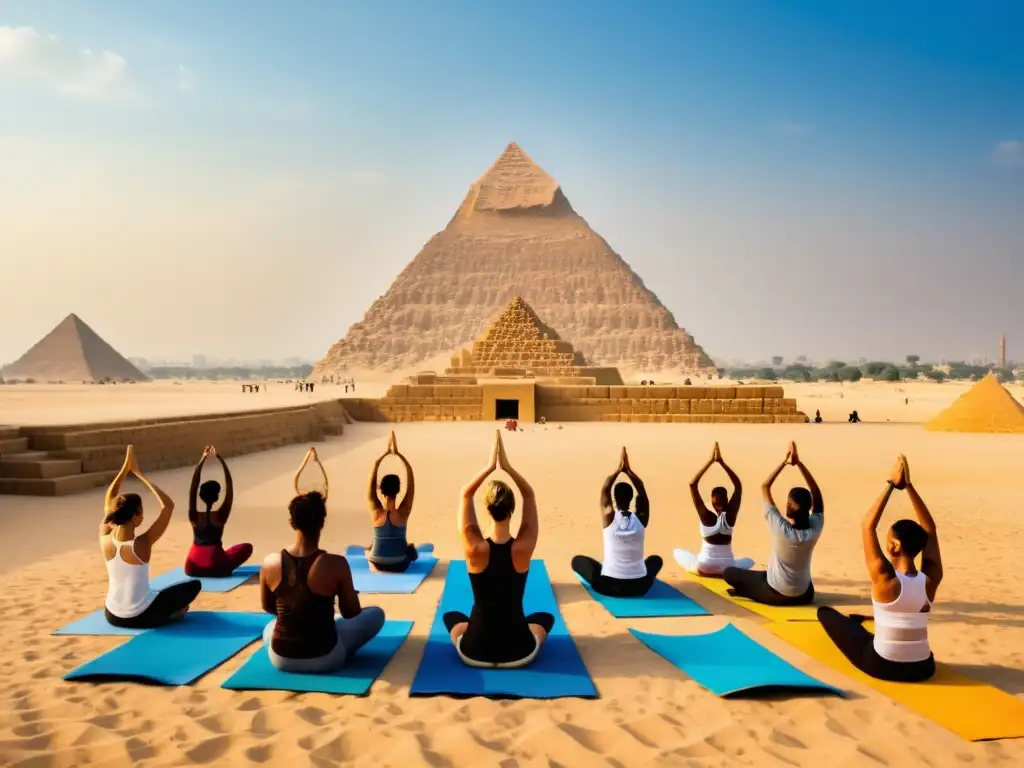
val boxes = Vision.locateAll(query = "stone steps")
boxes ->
[0,457,83,479]
[0,470,119,496]
[0,436,29,455]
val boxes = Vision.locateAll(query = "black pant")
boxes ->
[721,568,814,606]
[442,611,555,635]
[817,606,935,682]
[369,544,419,573]
[105,580,202,629]
[571,554,663,597]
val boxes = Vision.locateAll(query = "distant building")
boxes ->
[192,354,207,368]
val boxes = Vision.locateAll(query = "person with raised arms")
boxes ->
[571,447,663,597]
[674,442,755,576]
[721,441,823,606]
[259,447,385,673]
[101,446,201,628]
[816,455,940,682]
[184,445,253,577]
[443,430,554,668]
[365,431,419,572]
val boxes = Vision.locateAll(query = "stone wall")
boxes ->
[0,404,346,497]
[356,383,806,424]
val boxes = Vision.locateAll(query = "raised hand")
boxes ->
[209,445,217,458]
[712,442,721,463]
[388,431,397,453]
[620,446,630,472]
[489,430,501,469]
[497,432,510,470]
[126,445,140,473]
[787,441,799,466]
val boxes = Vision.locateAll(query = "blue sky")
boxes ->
[1,1,1022,365]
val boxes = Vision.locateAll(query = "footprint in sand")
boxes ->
[295,707,331,726]
[184,734,233,764]
[236,697,262,712]
[244,743,274,764]
[125,736,156,762]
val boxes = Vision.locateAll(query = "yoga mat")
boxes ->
[150,565,261,593]
[54,609,147,636]
[344,544,437,594]
[64,611,270,685]
[687,572,821,622]
[770,622,1024,741]
[410,560,597,699]
[575,574,710,618]
[630,623,841,697]
[221,620,413,695]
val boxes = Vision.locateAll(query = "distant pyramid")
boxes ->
[480,296,571,347]
[314,142,714,375]
[1,314,148,382]
[925,373,1024,433]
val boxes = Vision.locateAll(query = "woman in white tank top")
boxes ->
[100,446,202,629]
[571,447,663,597]
[674,442,754,576]
[816,455,941,682]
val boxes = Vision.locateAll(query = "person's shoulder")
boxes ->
[262,551,281,568]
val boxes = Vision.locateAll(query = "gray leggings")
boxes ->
[263,606,386,673]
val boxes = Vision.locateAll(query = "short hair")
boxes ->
[613,481,634,509]
[788,487,812,516]
[890,519,928,558]
[379,474,401,499]
[198,480,221,505]
[485,480,516,521]
[710,486,728,500]
[105,493,142,526]
[289,491,327,535]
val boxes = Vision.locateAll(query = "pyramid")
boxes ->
[445,296,588,376]
[1,314,148,382]
[925,373,1024,433]
[314,142,715,375]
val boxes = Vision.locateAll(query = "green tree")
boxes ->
[760,367,778,380]
[881,367,901,382]
[906,354,920,366]
[838,366,862,382]
[924,369,946,382]
[771,356,784,366]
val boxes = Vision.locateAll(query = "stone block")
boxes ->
[648,386,676,398]
[763,386,785,399]
[587,386,610,399]
[675,386,706,399]
[710,387,736,399]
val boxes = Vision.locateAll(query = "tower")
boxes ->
[999,333,1006,368]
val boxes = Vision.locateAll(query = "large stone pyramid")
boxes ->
[1,314,148,382]
[925,373,1024,433]
[314,142,715,375]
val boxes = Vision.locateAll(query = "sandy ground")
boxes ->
[2,396,1024,767]
[3,376,1023,427]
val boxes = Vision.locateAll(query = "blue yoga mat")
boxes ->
[221,620,414,695]
[344,544,437,594]
[64,611,271,685]
[409,560,597,699]
[149,565,260,592]
[576,574,710,618]
[54,609,147,636]
[630,623,843,697]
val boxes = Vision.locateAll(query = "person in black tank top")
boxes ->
[184,446,253,577]
[443,432,554,667]
[259,449,386,674]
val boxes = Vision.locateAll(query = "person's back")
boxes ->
[872,570,931,662]
[765,502,823,596]
[602,509,647,579]
[271,549,338,658]
[366,434,418,571]
[461,538,533,662]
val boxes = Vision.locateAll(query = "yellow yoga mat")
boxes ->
[770,622,1024,742]
[687,573,822,622]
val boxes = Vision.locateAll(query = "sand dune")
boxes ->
[2,406,1024,766]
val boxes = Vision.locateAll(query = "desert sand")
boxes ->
[2,384,1024,767]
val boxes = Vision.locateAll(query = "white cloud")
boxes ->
[176,63,194,92]
[992,140,1023,168]
[0,26,131,101]
[773,120,811,136]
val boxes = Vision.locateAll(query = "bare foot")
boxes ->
[170,606,190,620]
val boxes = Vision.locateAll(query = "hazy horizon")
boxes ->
[2,2,1022,367]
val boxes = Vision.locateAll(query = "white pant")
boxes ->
[674,546,754,576]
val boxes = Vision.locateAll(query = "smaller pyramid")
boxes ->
[1,314,148,382]
[446,296,588,376]
[925,373,1024,433]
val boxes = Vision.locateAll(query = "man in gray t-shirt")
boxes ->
[722,441,823,605]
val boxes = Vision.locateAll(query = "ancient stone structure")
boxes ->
[350,377,806,425]
[1,313,148,383]
[314,142,715,376]
[0,402,350,496]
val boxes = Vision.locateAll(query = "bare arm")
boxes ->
[761,458,788,507]
[294,451,313,494]
[624,469,650,527]
[335,558,363,619]
[795,460,824,517]
[216,454,234,522]
[367,454,386,513]
[396,452,415,516]
[906,481,943,591]
[188,453,208,514]
[136,471,175,545]
[101,454,132,533]
[259,562,277,614]
[460,462,495,559]
[689,457,714,521]
[600,468,619,525]
[505,460,538,565]
[719,459,743,524]
[862,482,897,591]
